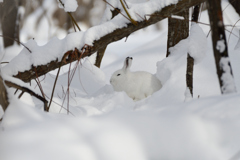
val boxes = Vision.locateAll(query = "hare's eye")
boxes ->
[117,74,121,76]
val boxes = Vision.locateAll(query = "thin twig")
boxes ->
[34,68,46,99]
[58,0,81,31]
[49,48,81,113]
[0,35,32,53]
[44,93,75,116]
[123,0,129,9]
[63,51,79,113]
[48,64,62,110]
[0,62,9,64]
[18,91,24,98]
[71,19,77,32]
[14,89,18,94]
[48,49,75,111]
[227,19,240,45]
[102,0,132,22]
[120,0,138,26]
[67,12,81,31]
[5,80,48,110]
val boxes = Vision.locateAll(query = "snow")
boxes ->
[216,39,226,53]
[219,57,236,93]
[0,0,3,3]
[1,1,240,160]
[171,15,185,20]
[58,0,78,12]
[188,23,207,64]
[0,46,3,61]
[1,92,240,160]
[184,87,192,102]
[234,30,240,50]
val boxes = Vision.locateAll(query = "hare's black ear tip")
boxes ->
[126,57,133,60]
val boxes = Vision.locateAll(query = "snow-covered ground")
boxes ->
[1,1,240,160]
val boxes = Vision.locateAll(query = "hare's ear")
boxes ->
[122,57,133,71]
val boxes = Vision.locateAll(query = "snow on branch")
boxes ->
[3,0,206,83]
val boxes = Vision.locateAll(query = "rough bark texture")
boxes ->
[166,10,189,57]
[186,4,201,97]
[0,0,19,48]
[229,0,240,16]
[0,75,9,112]
[13,0,206,83]
[207,0,236,94]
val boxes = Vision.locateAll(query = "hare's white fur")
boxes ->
[110,57,162,101]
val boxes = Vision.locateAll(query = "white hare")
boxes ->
[110,57,162,101]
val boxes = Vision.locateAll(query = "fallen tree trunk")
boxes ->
[13,0,206,83]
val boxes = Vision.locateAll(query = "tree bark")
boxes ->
[186,4,201,97]
[166,10,189,57]
[0,75,9,112]
[0,0,19,48]
[229,0,240,16]
[11,0,206,83]
[207,0,236,94]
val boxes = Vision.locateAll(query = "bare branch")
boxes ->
[5,80,48,111]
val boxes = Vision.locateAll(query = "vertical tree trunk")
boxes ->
[0,0,19,48]
[207,0,236,94]
[166,10,189,57]
[186,4,201,97]
[0,75,9,112]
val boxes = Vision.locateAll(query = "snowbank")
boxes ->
[1,1,240,160]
